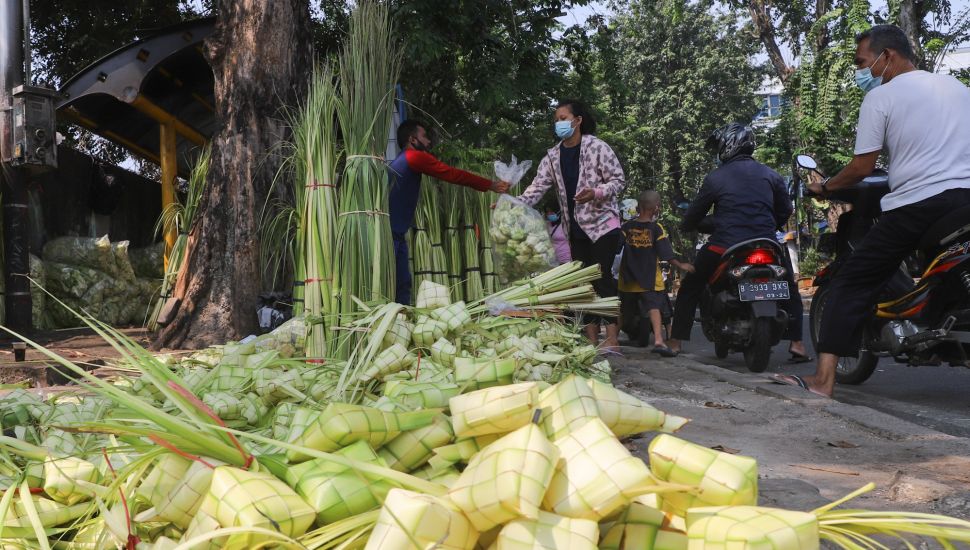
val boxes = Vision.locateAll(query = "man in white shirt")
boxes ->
[774,24,970,397]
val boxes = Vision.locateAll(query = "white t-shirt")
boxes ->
[854,70,970,211]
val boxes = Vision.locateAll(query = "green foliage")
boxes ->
[798,246,823,277]
[588,0,765,250]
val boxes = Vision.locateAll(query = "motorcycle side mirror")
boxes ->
[795,154,818,170]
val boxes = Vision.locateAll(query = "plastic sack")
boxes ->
[490,194,557,282]
[494,155,533,188]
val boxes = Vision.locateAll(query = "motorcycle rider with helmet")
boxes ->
[667,123,809,360]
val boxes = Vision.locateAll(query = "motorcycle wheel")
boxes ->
[714,340,729,359]
[809,285,879,385]
[743,318,773,373]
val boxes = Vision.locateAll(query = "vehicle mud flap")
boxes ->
[749,301,777,318]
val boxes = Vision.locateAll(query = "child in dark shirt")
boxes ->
[619,190,694,357]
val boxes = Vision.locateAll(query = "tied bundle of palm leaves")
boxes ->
[475,188,499,294]
[442,182,466,302]
[294,66,342,358]
[460,187,486,302]
[334,0,401,355]
[410,180,449,296]
[147,145,209,330]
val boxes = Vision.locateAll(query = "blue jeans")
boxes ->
[393,234,411,305]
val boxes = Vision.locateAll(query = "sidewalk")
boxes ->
[613,346,970,519]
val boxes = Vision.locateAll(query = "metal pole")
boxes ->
[21,0,29,86]
[1,0,31,331]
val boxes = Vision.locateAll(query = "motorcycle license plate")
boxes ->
[738,281,790,301]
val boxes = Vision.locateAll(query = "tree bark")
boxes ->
[814,0,832,53]
[746,0,794,83]
[898,0,925,67]
[154,0,312,349]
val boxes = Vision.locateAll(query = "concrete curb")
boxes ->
[664,354,963,442]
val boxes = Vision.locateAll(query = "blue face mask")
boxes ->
[547,213,560,223]
[555,120,576,139]
[855,51,886,92]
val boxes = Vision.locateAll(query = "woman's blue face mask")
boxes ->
[547,213,560,223]
[555,119,577,139]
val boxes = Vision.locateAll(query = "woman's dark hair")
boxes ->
[556,99,596,135]
[397,118,428,148]
[856,24,916,63]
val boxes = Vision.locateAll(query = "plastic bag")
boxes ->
[493,155,533,188]
[490,194,557,282]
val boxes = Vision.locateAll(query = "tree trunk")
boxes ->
[746,0,794,83]
[153,0,312,349]
[898,0,925,68]
[813,0,832,52]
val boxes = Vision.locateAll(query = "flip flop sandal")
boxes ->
[788,351,813,364]
[651,345,678,358]
[769,373,829,398]
[597,348,625,358]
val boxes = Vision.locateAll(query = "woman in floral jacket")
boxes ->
[519,99,626,353]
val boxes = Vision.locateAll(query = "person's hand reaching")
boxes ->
[491,180,510,193]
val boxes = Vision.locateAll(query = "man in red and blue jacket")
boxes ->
[389,119,509,304]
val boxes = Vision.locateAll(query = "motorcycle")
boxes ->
[696,227,793,372]
[795,154,970,384]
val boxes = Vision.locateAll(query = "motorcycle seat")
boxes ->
[918,203,970,252]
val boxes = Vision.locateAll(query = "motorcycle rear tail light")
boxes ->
[745,249,775,265]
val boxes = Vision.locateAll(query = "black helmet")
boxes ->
[706,122,755,163]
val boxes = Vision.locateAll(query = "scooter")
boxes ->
[696,228,792,372]
[795,154,970,384]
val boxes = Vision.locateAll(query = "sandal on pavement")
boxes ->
[769,373,829,398]
[651,345,678,358]
[788,351,813,364]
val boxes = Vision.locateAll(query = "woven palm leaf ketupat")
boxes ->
[455,356,517,390]
[495,510,599,550]
[284,440,394,524]
[428,433,502,471]
[287,402,438,461]
[599,500,689,550]
[135,453,192,506]
[449,382,540,438]
[382,379,461,409]
[359,343,414,382]
[415,279,451,309]
[538,375,601,441]
[431,337,458,367]
[685,506,819,550]
[365,488,479,550]
[648,434,759,519]
[430,301,472,332]
[42,456,102,505]
[378,413,455,472]
[139,457,226,529]
[544,417,661,521]
[199,466,316,547]
[586,378,690,436]
[448,422,560,532]
[412,316,449,348]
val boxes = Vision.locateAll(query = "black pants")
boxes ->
[570,228,621,325]
[672,244,803,341]
[818,188,970,357]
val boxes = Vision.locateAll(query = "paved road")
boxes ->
[670,314,970,438]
